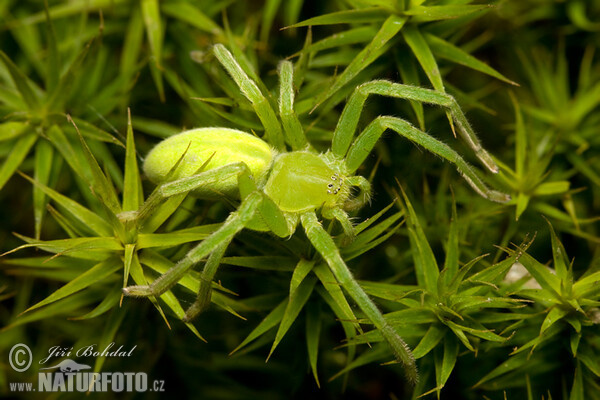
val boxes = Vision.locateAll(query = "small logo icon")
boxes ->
[9,343,32,372]
[40,359,91,373]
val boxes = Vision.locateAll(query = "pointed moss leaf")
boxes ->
[448,254,487,294]
[435,336,459,392]
[141,0,164,101]
[158,288,206,341]
[442,199,459,289]
[43,1,59,94]
[161,1,221,34]
[570,332,581,357]
[578,352,600,377]
[296,26,378,56]
[211,291,248,320]
[454,296,528,313]
[7,234,122,260]
[352,202,398,235]
[306,303,321,387]
[400,188,439,294]
[329,344,389,381]
[71,288,121,320]
[570,363,584,400]
[19,172,113,236]
[564,315,581,333]
[123,110,143,211]
[518,253,562,295]
[222,256,296,271]
[139,193,187,233]
[93,306,128,374]
[344,223,402,261]
[33,139,53,239]
[290,259,315,297]
[397,52,425,129]
[313,263,361,332]
[68,117,124,146]
[120,7,144,81]
[404,5,492,23]
[412,323,445,359]
[9,0,128,26]
[451,320,505,342]
[286,8,388,28]
[122,243,135,288]
[444,321,474,351]
[402,26,443,92]
[468,240,529,285]
[24,258,121,313]
[137,225,219,249]
[230,299,287,355]
[540,306,569,335]
[260,0,281,43]
[45,124,89,182]
[342,211,402,256]
[0,132,36,191]
[74,120,121,214]
[0,50,41,110]
[128,252,170,329]
[0,121,29,141]
[474,351,530,387]
[46,39,93,112]
[359,281,419,302]
[533,181,570,196]
[132,116,180,139]
[1,256,94,269]
[315,287,360,368]
[544,220,570,282]
[269,276,317,359]
[425,33,517,85]
[384,308,437,327]
[313,15,406,109]
[5,291,100,330]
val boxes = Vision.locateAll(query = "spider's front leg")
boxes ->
[300,211,418,384]
[331,80,510,203]
[348,116,510,202]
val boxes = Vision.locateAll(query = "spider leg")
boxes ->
[213,44,286,151]
[182,238,230,322]
[278,61,308,151]
[123,191,263,298]
[346,116,511,203]
[322,207,354,238]
[136,162,250,225]
[332,80,499,173]
[300,211,418,384]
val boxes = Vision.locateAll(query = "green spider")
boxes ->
[123,44,510,383]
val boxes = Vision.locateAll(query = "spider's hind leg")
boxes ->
[182,239,230,322]
[123,192,262,299]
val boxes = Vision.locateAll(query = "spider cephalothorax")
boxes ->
[123,44,510,384]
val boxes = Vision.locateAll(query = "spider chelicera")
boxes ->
[123,44,510,383]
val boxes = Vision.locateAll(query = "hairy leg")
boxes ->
[346,116,510,203]
[332,80,500,173]
[300,211,418,384]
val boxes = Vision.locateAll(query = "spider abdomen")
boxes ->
[264,151,347,212]
[143,128,275,199]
